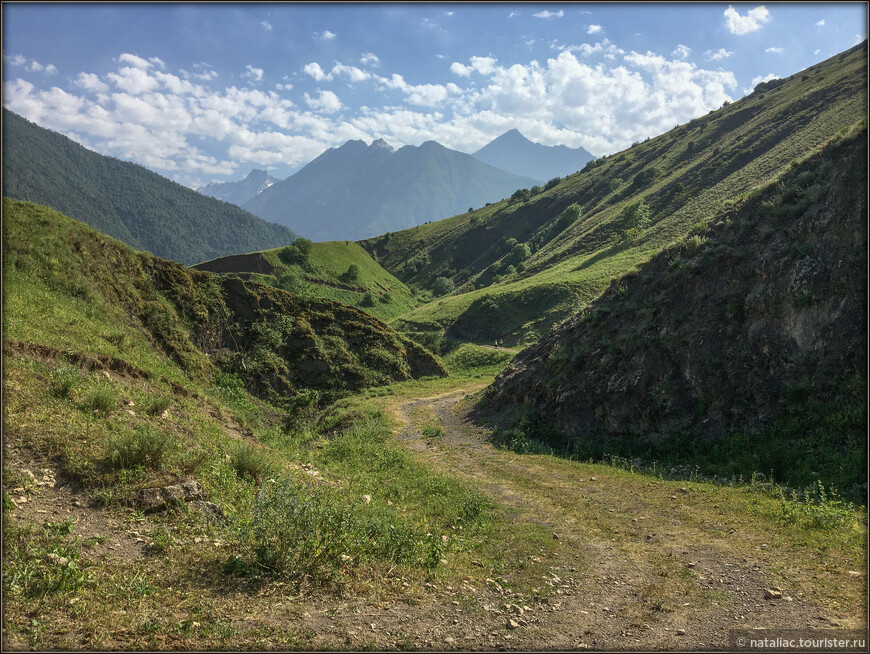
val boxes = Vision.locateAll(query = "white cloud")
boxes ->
[275,83,293,91]
[704,48,733,61]
[6,54,28,66]
[304,62,330,81]
[765,46,784,54]
[672,44,691,59]
[508,10,519,18]
[317,30,336,40]
[814,48,822,55]
[26,60,58,75]
[149,57,166,70]
[815,19,825,27]
[723,5,770,35]
[74,72,109,94]
[360,52,380,67]
[244,65,264,82]
[260,20,273,31]
[119,53,153,69]
[108,66,161,94]
[587,24,602,34]
[449,56,498,78]
[331,63,370,82]
[304,89,343,113]
[534,10,564,19]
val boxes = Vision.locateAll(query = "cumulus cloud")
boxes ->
[765,46,784,54]
[244,65,264,82]
[704,48,733,61]
[303,62,329,81]
[3,41,747,187]
[534,10,564,19]
[815,19,825,27]
[507,10,519,18]
[26,60,58,75]
[360,52,380,67]
[304,89,343,113]
[672,44,691,59]
[260,20,272,31]
[724,5,770,35]
[6,54,28,66]
[119,53,153,69]
[317,30,336,40]
[74,72,109,93]
[587,24,602,34]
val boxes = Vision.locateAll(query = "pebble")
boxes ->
[506,619,520,630]
[676,628,686,636]
[764,588,783,600]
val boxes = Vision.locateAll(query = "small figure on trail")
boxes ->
[494,340,499,348]
[499,339,504,347]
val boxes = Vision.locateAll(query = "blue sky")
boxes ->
[3,2,866,188]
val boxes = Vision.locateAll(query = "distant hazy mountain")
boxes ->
[242,138,539,241]
[2,109,298,265]
[472,129,595,182]
[198,169,278,206]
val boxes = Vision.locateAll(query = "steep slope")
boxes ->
[3,199,444,403]
[194,239,420,323]
[472,129,595,182]
[198,169,279,206]
[242,138,539,241]
[483,130,867,494]
[362,42,868,347]
[1,109,298,265]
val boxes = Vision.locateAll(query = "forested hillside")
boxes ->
[2,110,298,265]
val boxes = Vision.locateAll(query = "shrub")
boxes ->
[145,396,171,416]
[432,277,455,297]
[229,442,276,484]
[510,188,531,203]
[277,271,304,294]
[51,364,82,399]
[506,243,531,266]
[343,264,361,282]
[105,425,174,470]
[87,385,118,416]
[278,238,313,266]
[617,200,651,240]
[545,177,561,190]
[360,292,377,307]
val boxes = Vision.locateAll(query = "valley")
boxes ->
[3,36,867,653]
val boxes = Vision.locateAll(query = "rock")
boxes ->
[506,619,520,630]
[46,553,69,566]
[552,532,559,540]
[187,500,226,524]
[764,588,783,600]
[676,628,686,636]
[135,479,204,512]
[362,494,372,504]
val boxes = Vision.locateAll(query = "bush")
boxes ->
[239,478,432,585]
[278,238,313,266]
[342,264,361,282]
[87,385,118,416]
[360,292,377,307]
[545,177,561,190]
[506,242,531,266]
[145,396,172,416]
[105,425,174,470]
[510,188,531,203]
[229,442,276,484]
[277,271,304,294]
[617,200,651,240]
[432,277,455,296]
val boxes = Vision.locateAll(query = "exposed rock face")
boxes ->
[198,169,278,207]
[486,132,866,449]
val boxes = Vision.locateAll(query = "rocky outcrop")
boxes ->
[485,131,866,453]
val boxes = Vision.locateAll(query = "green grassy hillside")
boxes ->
[194,240,420,323]
[3,199,443,405]
[362,42,868,348]
[2,109,298,265]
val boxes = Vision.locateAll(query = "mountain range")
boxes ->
[200,130,595,241]
[1,109,298,265]
[198,169,278,206]
[472,129,595,181]
[240,138,539,242]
